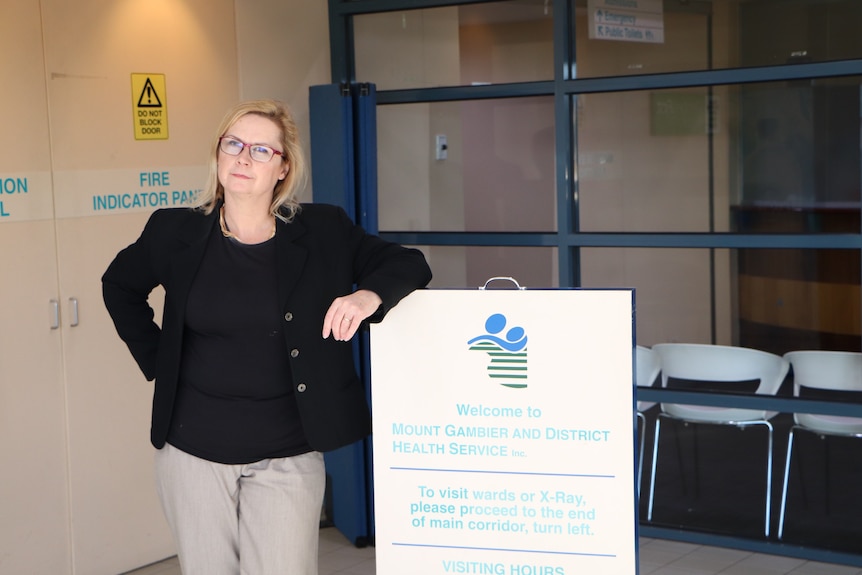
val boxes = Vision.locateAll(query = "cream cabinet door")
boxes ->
[0,221,72,574]
[1,1,73,570]
[0,215,176,575]
[56,213,175,575]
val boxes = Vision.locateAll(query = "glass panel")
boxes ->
[377,97,556,233]
[420,245,558,289]
[737,248,861,355]
[581,247,861,352]
[574,0,862,79]
[574,0,709,77]
[578,78,862,233]
[354,1,553,90]
[736,79,862,214]
[577,87,717,232]
[580,248,729,346]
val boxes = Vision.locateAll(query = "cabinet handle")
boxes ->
[69,297,79,327]
[50,299,60,329]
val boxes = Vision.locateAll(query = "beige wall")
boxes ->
[43,1,238,172]
[235,0,332,202]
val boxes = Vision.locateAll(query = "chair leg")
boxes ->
[762,421,774,538]
[778,428,796,540]
[674,421,689,496]
[647,415,663,522]
[796,432,810,509]
[692,424,701,500]
[637,411,646,496]
[824,436,832,516]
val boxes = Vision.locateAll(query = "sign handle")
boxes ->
[479,276,525,290]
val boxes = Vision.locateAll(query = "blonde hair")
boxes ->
[193,99,307,221]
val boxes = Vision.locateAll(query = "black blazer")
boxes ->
[102,203,431,452]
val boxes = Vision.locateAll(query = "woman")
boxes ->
[102,99,431,574]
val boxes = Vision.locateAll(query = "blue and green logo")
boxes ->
[467,313,528,388]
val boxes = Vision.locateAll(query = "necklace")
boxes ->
[219,206,276,242]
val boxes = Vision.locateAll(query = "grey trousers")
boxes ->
[154,443,326,575]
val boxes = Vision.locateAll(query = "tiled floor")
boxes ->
[124,527,862,575]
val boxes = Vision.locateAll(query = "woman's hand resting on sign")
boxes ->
[322,289,383,341]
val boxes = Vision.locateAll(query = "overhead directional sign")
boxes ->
[588,0,664,44]
[131,73,168,140]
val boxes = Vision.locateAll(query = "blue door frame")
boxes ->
[309,82,378,547]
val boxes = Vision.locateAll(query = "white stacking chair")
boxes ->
[636,345,661,496]
[647,343,790,536]
[778,350,862,540]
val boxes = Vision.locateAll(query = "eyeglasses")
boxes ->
[218,136,284,163]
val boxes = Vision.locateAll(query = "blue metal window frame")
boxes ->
[327,0,862,566]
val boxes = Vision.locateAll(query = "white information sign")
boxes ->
[588,0,665,44]
[371,289,637,575]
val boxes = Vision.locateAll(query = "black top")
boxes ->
[167,229,310,464]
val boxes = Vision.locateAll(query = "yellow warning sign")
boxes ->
[131,73,168,140]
